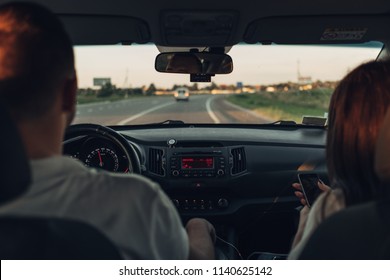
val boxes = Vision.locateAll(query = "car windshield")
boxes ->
[72,42,383,125]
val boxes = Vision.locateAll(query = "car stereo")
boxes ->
[181,156,214,169]
[167,148,228,178]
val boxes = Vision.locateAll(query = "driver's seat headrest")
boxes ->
[0,103,30,204]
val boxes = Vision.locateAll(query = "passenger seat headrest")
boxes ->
[0,103,31,204]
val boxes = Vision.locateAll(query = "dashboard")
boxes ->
[63,124,328,255]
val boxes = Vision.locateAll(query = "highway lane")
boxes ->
[72,94,271,125]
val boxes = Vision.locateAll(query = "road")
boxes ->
[73,94,272,125]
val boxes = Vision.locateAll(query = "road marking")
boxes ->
[206,96,220,124]
[116,101,175,125]
[77,101,110,108]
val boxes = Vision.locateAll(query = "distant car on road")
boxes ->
[174,87,190,101]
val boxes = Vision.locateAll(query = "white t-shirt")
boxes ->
[0,156,189,260]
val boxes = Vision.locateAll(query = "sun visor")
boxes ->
[59,15,151,45]
[244,16,390,44]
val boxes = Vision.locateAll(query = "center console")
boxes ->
[148,146,247,214]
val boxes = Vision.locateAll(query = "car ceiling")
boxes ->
[1,0,390,53]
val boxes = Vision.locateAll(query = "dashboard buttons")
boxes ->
[171,170,217,178]
[217,169,225,176]
[217,198,229,209]
[171,198,228,211]
[167,139,177,146]
[191,182,206,188]
[172,199,180,208]
[192,200,198,210]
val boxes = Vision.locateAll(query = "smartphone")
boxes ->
[297,173,322,208]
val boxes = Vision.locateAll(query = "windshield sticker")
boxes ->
[320,28,367,41]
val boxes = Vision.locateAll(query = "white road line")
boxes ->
[206,96,220,124]
[77,101,110,108]
[116,101,175,125]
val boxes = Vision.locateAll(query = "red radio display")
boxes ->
[181,157,214,169]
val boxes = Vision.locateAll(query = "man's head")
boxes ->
[166,53,202,74]
[0,2,76,122]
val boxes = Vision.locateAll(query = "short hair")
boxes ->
[0,2,74,120]
[326,60,390,205]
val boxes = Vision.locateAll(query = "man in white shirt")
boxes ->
[0,2,215,259]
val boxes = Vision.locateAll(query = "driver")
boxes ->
[0,2,215,259]
[165,53,202,74]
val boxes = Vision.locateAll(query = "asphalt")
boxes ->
[73,94,271,125]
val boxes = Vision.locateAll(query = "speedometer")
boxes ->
[85,147,119,172]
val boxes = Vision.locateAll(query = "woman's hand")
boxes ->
[292,180,330,206]
[290,180,330,250]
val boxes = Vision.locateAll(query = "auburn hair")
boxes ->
[327,60,390,205]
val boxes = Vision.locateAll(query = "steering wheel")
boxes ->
[64,124,141,174]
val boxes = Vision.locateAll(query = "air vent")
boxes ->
[149,148,165,176]
[231,147,246,175]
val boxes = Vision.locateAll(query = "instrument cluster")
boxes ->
[64,136,130,173]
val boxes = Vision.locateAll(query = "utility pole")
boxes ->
[123,68,129,98]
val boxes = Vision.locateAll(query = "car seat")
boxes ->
[298,198,390,259]
[0,102,122,259]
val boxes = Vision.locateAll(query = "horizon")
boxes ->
[74,44,382,89]
[77,79,339,90]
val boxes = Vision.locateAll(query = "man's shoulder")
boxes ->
[100,172,160,194]
[79,167,162,200]
[30,155,161,198]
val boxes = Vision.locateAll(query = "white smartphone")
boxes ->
[297,173,322,208]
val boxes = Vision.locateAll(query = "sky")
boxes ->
[74,44,382,88]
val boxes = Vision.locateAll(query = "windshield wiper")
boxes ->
[151,120,185,125]
[269,120,297,125]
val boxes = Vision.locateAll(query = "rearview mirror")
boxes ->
[155,52,233,75]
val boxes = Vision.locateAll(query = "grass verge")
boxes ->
[227,88,333,123]
[75,94,165,105]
